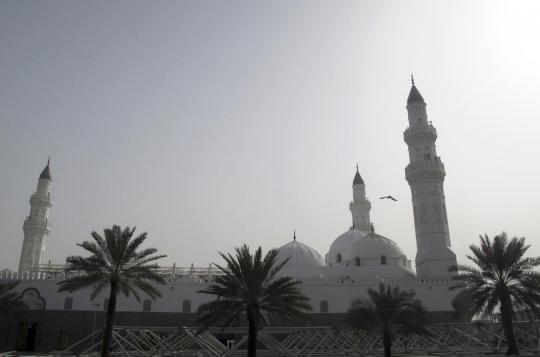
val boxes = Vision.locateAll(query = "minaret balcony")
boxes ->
[403,124,437,144]
[405,159,446,182]
[30,194,53,207]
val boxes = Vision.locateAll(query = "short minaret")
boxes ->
[18,159,53,275]
[403,78,456,277]
[349,165,371,231]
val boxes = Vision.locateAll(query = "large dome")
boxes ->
[345,232,405,261]
[325,228,368,265]
[275,238,325,268]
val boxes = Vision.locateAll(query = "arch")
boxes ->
[20,288,46,310]
[355,257,361,266]
[381,255,387,265]
[143,299,152,312]
[320,300,329,313]
[182,299,191,313]
[63,297,73,310]
[103,298,109,311]
[336,253,342,264]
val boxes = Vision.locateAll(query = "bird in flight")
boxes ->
[379,195,398,201]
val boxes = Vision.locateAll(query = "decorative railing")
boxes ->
[403,124,437,143]
[405,159,445,178]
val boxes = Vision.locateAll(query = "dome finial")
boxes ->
[411,73,415,86]
[293,230,296,240]
[47,156,50,165]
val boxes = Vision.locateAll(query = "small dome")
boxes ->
[276,239,325,268]
[407,84,425,104]
[345,232,405,261]
[39,159,52,181]
[326,228,368,264]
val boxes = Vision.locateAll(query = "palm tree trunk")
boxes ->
[500,294,519,355]
[382,329,392,357]
[247,310,257,357]
[100,282,118,357]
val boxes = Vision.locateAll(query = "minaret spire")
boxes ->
[403,81,456,278]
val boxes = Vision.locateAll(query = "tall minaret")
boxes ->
[350,165,371,231]
[18,159,53,275]
[403,78,456,277]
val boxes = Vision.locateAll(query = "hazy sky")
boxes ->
[1,1,540,270]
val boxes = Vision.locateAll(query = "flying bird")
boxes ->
[379,195,398,201]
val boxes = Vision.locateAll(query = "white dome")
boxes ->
[345,232,405,261]
[275,239,325,268]
[325,228,368,264]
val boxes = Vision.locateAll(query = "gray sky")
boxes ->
[1,0,540,270]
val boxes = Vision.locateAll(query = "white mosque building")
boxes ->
[0,81,462,352]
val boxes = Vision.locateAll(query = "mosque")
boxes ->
[0,81,461,352]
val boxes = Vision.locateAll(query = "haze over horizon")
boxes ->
[1,0,540,271]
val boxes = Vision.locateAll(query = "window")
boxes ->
[355,257,361,266]
[182,300,191,313]
[143,299,152,312]
[381,255,387,265]
[336,253,342,263]
[320,300,329,313]
[103,298,109,310]
[64,297,73,310]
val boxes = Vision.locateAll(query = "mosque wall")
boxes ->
[1,274,458,314]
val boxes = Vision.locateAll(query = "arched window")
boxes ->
[381,255,387,265]
[143,299,152,312]
[64,297,73,310]
[21,288,46,310]
[320,300,329,313]
[103,298,109,310]
[355,257,361,266]
[182,299,191,313]
[336,253,342,263]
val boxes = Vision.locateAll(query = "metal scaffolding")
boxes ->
[58,321,540,356]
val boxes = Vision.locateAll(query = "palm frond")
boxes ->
[58,225,166,302]
[195,244,311,330]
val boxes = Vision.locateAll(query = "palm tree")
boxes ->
[196,244,312,357]
[347,283,428,357]
[0,281,28,319]
[450,232,540,355]
[57,225,166,357]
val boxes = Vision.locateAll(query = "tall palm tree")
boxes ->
[196,245,312,357]
[57,225,166,357]
[347,283,428,357]
[0,281,28,319]
[450,232,540,355]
